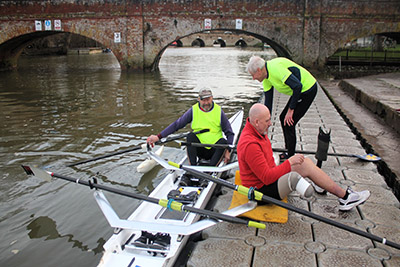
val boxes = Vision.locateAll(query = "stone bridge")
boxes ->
[0,0,399,71]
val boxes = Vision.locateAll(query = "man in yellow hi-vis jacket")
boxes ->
[247,56,319,161]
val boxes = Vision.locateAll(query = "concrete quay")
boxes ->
[185,73,400,266]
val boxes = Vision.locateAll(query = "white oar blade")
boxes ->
[21,165,52,182]
[137,145,164,173]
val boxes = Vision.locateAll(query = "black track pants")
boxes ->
[186,133,227,166]
[279,84,318,157]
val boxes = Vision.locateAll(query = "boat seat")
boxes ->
[167,188,201,204]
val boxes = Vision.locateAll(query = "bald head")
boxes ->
[248,103,271,136]
[249,103,270,122]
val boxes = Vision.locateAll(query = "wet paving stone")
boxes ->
[187,238,253,267]
[343,169,387,186]
[258,215,313,244]
[254,243,316,267]
[312,220,373,250]
[317,248,382,266]
[362,202,400,224]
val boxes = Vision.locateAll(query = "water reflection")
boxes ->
[27,216,105,254]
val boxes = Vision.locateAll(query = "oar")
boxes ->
[168,161,400,250]
[179,143,380,162]
[146,146,238,173]
[272,148,381,162]
[21,165,265,230]
[66,129,210,167]
[179,142,235,150]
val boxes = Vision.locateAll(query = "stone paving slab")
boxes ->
[187,79,400,266]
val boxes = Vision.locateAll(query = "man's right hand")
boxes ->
[288,154,305,166]
[147,135,160,147]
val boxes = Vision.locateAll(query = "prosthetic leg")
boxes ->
[277,172,313,199]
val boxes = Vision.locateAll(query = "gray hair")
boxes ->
[246,56,265,74]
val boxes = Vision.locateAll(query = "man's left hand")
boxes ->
[284,108,294,126]
[224,150,231,164]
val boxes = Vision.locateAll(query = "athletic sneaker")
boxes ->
[311,181,327,195]
[339,187,370,211]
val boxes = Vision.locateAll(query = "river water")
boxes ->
[0,47,276,266]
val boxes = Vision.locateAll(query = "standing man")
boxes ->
[147,88,234,166]
[237,103,370,211]
[247,56,318,161]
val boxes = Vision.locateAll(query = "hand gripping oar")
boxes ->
[272,148,381,162]
[66,129,210,167]
[21,165,265,230]
[168,161,400,250]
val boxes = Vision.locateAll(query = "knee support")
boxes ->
[287,172,313,198]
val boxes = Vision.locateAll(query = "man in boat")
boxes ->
[246,56,319,162]
[237,103,370,211]
[147,88,234,166]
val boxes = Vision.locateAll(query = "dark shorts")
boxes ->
[256,180,281,204]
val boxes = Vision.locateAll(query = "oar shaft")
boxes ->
[272,147,356,158]
[67,129,210,167]
[66,146,142,167]
[174,163,400,250]
[180,142,233,149]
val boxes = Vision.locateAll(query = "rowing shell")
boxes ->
[98,109,245,267]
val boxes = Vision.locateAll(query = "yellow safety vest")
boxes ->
[262,57,316,95]
[191,103,223,148]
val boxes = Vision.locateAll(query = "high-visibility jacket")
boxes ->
[191,102,222,148]
[262,57,316,95]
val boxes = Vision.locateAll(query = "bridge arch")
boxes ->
[151,29,291,71]
[191,38,205,47]
[213,38,226,47]
[235,39,247,48]
[0,31,61,71]
[0,28,121,71]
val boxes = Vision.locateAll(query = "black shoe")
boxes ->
[279,152,289,163]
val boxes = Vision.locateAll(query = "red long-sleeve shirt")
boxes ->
[237,118,291,189]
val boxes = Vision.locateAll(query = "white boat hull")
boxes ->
[98,109,245,267]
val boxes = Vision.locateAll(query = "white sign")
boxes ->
[114,32,121,43]
[54,20,61,31]
[204,19,211,30]
[35,20,42,31]
[44,20,52,31]
[236,19,243,30]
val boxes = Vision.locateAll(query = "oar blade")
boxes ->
[21,165,52,182]
[137,145,164,173]
[355,154,381,162]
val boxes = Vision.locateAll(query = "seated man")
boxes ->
[237,103,370,211]
[147,88,234,166]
